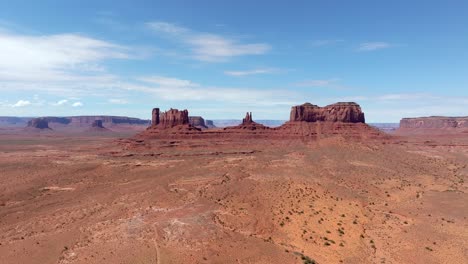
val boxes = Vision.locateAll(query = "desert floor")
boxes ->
[0,131,467,264]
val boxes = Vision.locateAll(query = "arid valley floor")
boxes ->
[0,130,467,264]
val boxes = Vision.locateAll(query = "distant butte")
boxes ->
[397,116,468,135]
[27,118,51,130]
[144,108,201,135]
[139,102,384,140]
[277,102,381,139]
[290,102,365,123]
[224,112,270,131]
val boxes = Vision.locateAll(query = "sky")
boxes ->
[0,0,467,122]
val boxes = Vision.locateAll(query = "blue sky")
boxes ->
[0,0,467,122]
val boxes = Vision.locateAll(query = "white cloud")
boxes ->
[133,75,299,104]
[12,100,31,107]
[72,102,83,107]
[147,21,187,35]
[0,30,131,82]
[137,76,196,87]
[357,42,392,51]
[310,39,344,47]
[108,98,128,104]
[53,99,68,106]
[224,68,278,77]
[147,21,270,62]
[295,78,341,88]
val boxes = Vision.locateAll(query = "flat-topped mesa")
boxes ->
[189,116,208,129]
[290,102,365,123]
[400,116,468,129]
[27,118,51,129]
[205,120,216,128]
[91,120,104,128]
[147,107,200,132]
[160,108,189,128]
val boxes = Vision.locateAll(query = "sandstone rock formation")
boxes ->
[27,116,150,128]
[143,108,201,137]
[151,108,190,128]
[276,102,383,140]
[86,120,111,132]
[140,102,384,140]
[152,108,160,126]
[397,116,468,135]
[189,116,208,129]
[243,112,253,124]
[224,112,270,131]
[205,120,216,128]
[400,116,468,129]
[27,118,51,129]
[290,102,365,123]
[91,120,104,128]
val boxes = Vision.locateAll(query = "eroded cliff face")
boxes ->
[157,109,190,128]
[205,120,216,128]
[224,112,270,131]
[27,118,50,129]
[91,120,104,128]
[400,117,468,129]
[290,102,365,123]
[189,116,207,129]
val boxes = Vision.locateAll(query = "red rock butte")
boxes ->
[140,102,384,140]
[26,118,51,130]
[290,102,365,123]
[224,112,270,131]
[146,108,201,135]
[396,116,468,135]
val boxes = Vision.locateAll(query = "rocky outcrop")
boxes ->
[224,112,270,131]
[243,112,253,124]
[144,108,201,137]
[290,102,365,123]
[152,108,160,126]
[139,102,384,140]
[189,116,208,129]
[397,116,468,135]
[158,109,190,128]
[27,118,51,129]
[91,120,104,128]
[276,102,384,140]
[27,116,150,128]
[87,120,110,132]
[400,116,468,129]
[205,120,216,128]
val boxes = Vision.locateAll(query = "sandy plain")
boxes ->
[0,129,467,264]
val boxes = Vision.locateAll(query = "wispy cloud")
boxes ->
[224,68,279,77]
[133,75,299,105]
[52,99,68,106]
[310,39,344,47]
[72,102,83,107]
[108,98,128,104]
[295,78,342,88]
[357,42,392,51]
[0,30,131,82]
[12,100,31,107]
[147,21,270,62]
